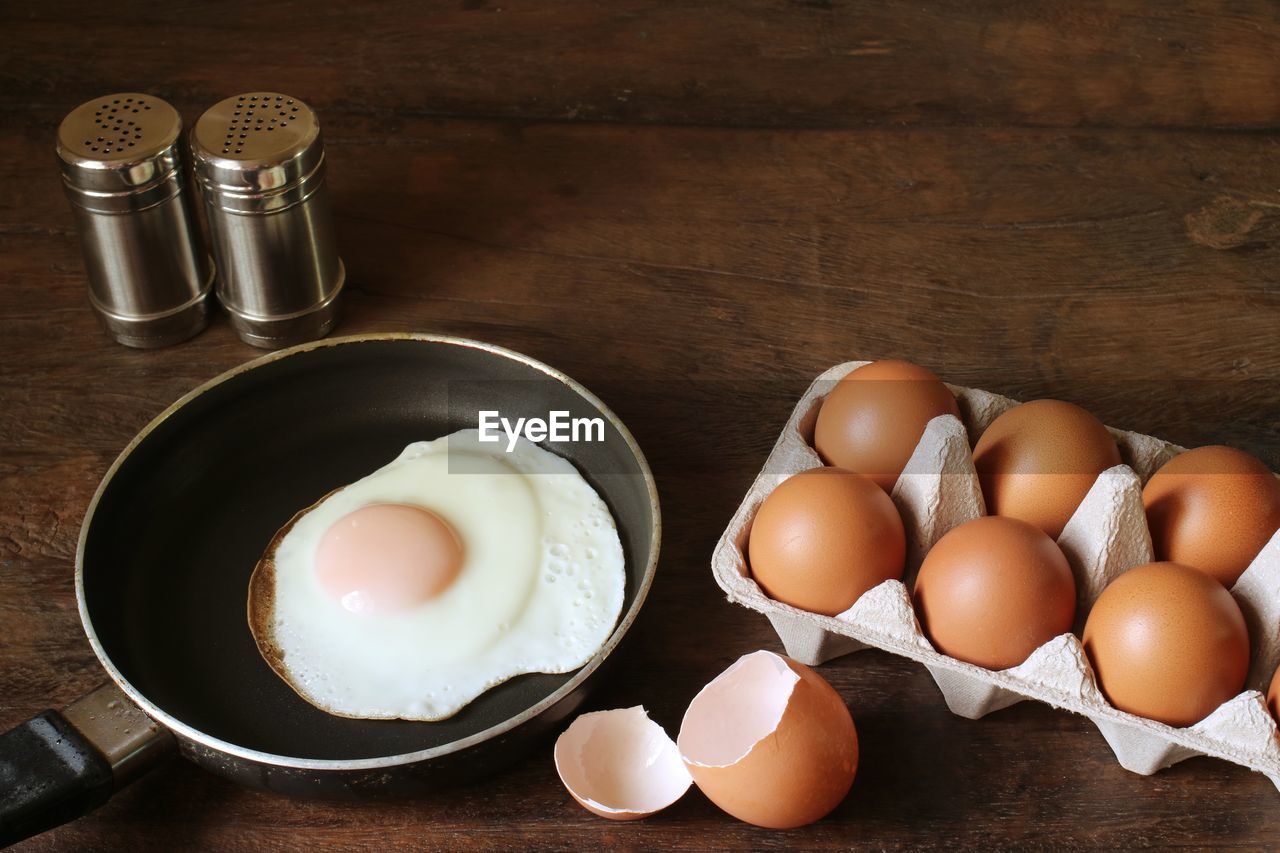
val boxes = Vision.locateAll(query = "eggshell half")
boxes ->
[677,650,858,829]
[554,706,693,820]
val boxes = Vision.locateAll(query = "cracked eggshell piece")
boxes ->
[677,650,858,829]
[554,706,692,820]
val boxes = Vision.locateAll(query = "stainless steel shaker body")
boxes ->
[190,93,344,348]
[56,94,214,348]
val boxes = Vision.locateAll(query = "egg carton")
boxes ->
[711,361,1280,791]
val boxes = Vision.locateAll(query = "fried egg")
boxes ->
[248,429,626,721]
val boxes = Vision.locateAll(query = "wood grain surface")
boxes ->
[3,1,1280,849]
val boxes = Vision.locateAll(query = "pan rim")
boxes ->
[74,332,662,771]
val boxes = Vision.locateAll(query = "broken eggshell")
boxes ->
[554,706,693,820]
[677,650,858,829]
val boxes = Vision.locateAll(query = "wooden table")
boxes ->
[4,1,1279,848]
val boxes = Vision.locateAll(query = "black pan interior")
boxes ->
[80,338,655,761]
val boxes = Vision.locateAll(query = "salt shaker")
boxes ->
[56,94,213,348]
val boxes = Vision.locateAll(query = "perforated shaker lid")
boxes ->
[56,93,185,196]
[190,92,324,200]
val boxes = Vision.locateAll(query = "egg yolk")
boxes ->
[315,504,463,615]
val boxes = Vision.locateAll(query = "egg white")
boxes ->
[251,429,626,721]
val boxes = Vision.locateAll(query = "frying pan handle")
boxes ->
[0,683,174,846]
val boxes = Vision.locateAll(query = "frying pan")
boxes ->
[0,334,661,846]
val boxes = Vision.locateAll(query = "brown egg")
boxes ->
[748,467,906,616]
[972,399,1122,539]
[678,650,858,829]
[814,359,962,491]
[913,516,1076,670]
[1269,664,1280,726]
[1082,561,1250,727]
[1142,445,1280,587]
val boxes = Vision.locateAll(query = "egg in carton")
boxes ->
[711,360,1280,790]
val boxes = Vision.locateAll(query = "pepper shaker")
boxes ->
[190,92,345,349]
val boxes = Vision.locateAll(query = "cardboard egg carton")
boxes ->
[712,361,1280,791]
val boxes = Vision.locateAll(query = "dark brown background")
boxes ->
[3,1,1280,849]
